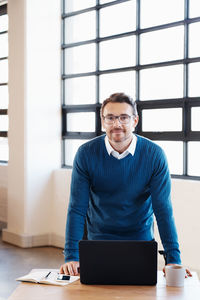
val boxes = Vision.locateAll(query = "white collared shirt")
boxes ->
[105,133,137,159]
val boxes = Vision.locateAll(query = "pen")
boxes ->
[45,271,51,279]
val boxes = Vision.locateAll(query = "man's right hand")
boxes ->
[59,261,80,276]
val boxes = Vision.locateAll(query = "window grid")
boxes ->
[62,0,200,179]
[0,3,8,163]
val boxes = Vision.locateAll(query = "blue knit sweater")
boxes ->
[64,134,181,264]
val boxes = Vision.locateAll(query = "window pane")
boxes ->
[65,11,96,44]
[140,26,184,64]
[189,22,200,58]
[0,33,8,58]
[0,15,8,31]
[140,65,183,100]
[100,36,136,70]
[0,115,8,131]
[100,0,114,4]
[65,76,96,105]
[0,137,8,161]
[67,112,95,132]
[65,44,96,74]
[140,0,184,28]
[142,108,182,131]
[190,0,200,18]
[0,60,8,82]
[99,71,136,103]
[0,86,8,109]
[188,142,200,176]
[191,107,200,131]
[65,139,89,166]
[100,0,136,37]
[188,62,200,97]
[154,141,183,175]
[65,0,95,13]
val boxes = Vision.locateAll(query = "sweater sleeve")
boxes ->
[64,146,90,262]
[149,146,181,265]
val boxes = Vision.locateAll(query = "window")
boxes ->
[0,3,8,163]
[62,0,200,179]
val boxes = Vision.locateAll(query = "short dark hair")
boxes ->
[100,93,138,117]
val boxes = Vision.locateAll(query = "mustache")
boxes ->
[111,128,124,132]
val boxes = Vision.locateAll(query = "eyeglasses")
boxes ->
[102,114,134,124]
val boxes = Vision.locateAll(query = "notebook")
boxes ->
[79,240,157,285]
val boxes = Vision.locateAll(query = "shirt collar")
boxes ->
[105,133,137,157]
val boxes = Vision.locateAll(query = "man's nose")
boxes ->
[113,117,122,126]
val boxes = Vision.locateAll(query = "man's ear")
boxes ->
[101,115,105,130]
[133,115,139,128]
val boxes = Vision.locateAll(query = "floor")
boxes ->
[0,225,64,300]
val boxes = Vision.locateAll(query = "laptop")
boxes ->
[79,240,157,285]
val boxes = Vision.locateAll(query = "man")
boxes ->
[60,93,191,277]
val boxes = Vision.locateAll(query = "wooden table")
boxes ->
[8,271,200,300]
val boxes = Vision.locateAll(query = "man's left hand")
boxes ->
[163,263,192,278]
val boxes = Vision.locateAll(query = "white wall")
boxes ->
[155,179,200,272]
[171,179,200,270]
[2,0,61,246]
[51,169,72,247]
[0,165,7,222]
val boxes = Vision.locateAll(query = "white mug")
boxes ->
[165,265,185,287]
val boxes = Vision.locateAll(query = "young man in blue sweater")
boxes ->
[60,93,191,277]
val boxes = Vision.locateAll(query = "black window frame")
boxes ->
[62,0,200,180]
[0,3,8,164]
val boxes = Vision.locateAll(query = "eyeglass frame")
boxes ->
[102,114,135,125]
